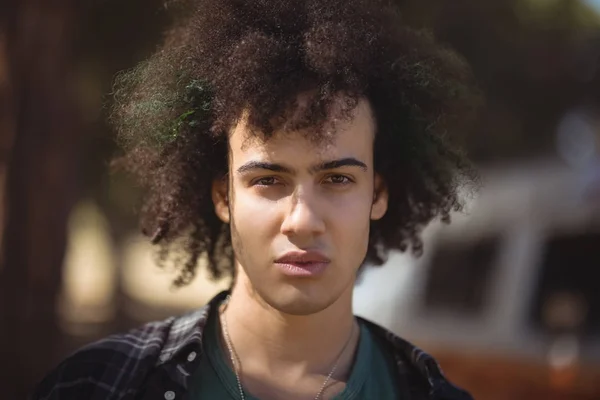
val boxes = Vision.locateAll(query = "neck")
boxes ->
[221,266,358,377]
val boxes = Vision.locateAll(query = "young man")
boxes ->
[34,0,479,398]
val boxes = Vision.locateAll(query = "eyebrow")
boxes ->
[236,157,368,175]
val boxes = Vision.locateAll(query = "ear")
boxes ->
[212,176,230,223]
[370,174,388,221]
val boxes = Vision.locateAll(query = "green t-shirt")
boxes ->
[186,307,400,399]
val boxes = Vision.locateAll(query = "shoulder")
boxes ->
[358,317,474,400]
[31,317,177,400]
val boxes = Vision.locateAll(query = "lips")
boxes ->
[275,250,331,264]
[274,250,331,277]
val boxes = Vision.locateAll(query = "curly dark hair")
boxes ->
[110,0,480,286]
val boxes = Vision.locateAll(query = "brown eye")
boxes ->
[324,175,352,185]
[254,177,278,186]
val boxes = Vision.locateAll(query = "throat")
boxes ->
[218,293,360,375]
[218,298,361,400]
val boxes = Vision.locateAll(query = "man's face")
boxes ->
[215,98,388,315]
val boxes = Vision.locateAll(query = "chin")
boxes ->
[258,286,341,316]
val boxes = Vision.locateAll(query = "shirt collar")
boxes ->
[156,290,230,366]
[360,318,472,400]
[156,290,471,400]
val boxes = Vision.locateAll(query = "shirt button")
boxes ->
[187,351,197,362]
[164,391,176,400]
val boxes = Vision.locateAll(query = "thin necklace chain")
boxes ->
[219,296,355,400]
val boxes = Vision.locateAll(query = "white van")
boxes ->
[353,159,600,399]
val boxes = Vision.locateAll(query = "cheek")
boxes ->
[232,190,282,236]
[327,193,372,241]
[329,188,373,219]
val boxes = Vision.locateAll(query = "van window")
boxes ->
[531,231,600,335]
[423,236,500,314]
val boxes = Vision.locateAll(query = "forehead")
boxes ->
[228,98,376,164]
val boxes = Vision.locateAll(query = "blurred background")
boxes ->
[1,0,600,399]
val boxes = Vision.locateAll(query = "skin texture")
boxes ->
[211,98,388,399]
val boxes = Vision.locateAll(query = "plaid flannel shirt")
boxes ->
[32,291,473,400]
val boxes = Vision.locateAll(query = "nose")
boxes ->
[280,190,326,242]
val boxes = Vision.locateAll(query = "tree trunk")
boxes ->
[0,1,80,398]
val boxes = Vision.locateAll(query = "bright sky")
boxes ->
[583,0,600,14]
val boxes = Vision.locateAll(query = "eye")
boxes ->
[253,176,279,186]
[324,174,353,185]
